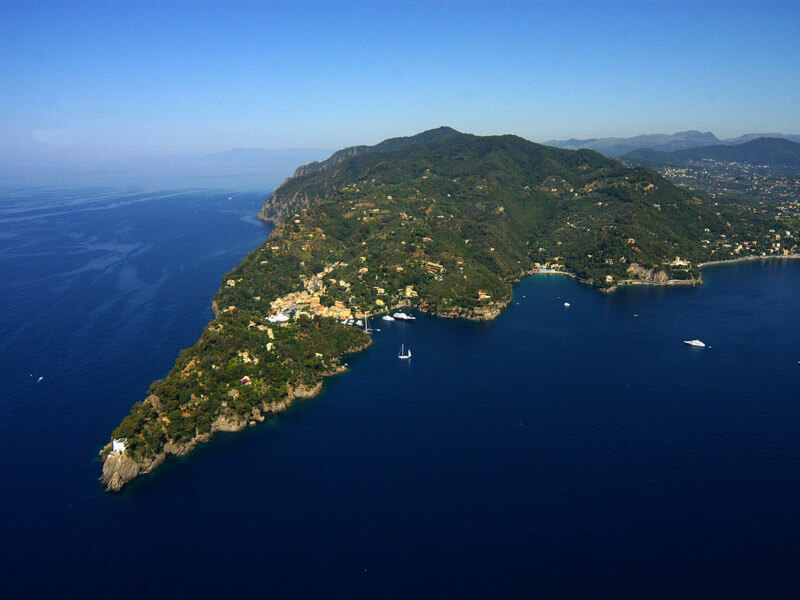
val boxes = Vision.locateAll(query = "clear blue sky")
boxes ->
[2,0,799,163]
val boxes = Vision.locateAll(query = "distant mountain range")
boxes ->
[546,131,800,157]
[620,137,800,169]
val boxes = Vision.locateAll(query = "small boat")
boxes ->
[382,315,395,321]
[563,302,570,307]
[393,312,416,321]
[398,343,412,359]
[356,319,363,327]
[684,339,706,348]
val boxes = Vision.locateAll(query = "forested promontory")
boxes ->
[102,127,797,491]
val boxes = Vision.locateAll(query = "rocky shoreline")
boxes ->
[427,299,509,321]
[603,277,701,293]
[540,253,799,294]
[100,339,371,492]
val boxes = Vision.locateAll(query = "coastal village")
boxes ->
[659,160,800,204]
[252,257,497,325]
[266,262,363,322]
[226,260,423,324]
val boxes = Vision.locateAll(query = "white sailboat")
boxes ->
[684,339,706,348]
[398,343,412,359]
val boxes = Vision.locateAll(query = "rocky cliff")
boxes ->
[102,397,293,491]
[99,339,371,492]
[258,126,461,222]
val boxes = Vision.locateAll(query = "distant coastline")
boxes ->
[698,254,800,268]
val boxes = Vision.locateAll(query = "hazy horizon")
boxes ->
[4,126,800,191]
[3,1,800,188]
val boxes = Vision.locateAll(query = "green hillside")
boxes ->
[260,128,781,287]
[103,128,793,490]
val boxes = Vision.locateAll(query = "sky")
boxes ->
[1,0,799,171]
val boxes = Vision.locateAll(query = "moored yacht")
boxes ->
[392,311,416,321]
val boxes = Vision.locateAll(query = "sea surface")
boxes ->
[1,188,799,598]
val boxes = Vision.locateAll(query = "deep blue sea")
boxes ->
[1,188,799,599]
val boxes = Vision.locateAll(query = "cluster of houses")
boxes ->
[766,231,797,255]
[266,261,366,323]
[703,230,797,257]
[532,261,565,272]
[263,255,444,325]
[269,285,357,322]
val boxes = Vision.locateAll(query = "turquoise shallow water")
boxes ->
[1,188,799,598]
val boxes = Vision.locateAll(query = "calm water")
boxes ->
[1,188,799,598]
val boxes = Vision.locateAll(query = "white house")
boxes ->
[112,438,127,454]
